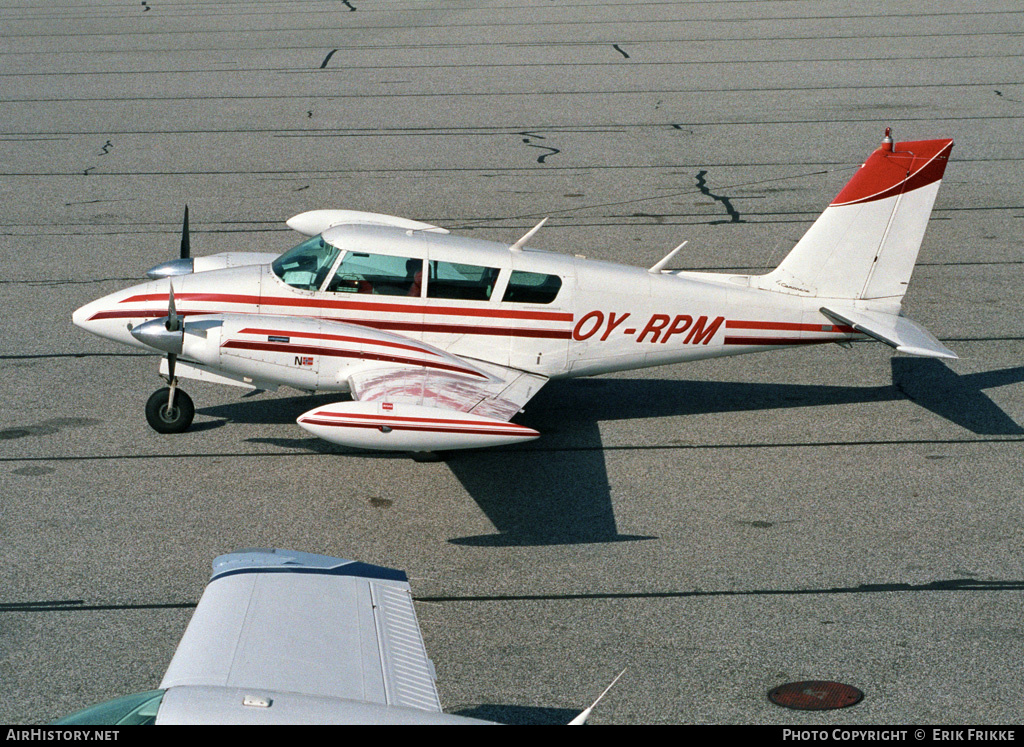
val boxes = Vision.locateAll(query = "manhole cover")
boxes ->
[768,681,864,710]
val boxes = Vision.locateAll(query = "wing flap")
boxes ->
[350,360,548,422]
[159,550,441,712]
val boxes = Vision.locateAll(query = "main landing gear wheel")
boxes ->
[145,387,195,433]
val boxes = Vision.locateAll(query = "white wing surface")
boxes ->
[349,359,548,422]
[158,549,441,712]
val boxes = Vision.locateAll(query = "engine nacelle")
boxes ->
[285,210,448,237]
[146,253,280,279]
[296,401,540,452]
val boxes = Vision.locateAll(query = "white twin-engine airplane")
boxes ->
[73,131,956,453]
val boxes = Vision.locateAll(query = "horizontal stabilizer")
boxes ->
[820,306,957,359]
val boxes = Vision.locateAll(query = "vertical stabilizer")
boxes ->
[758,131,953,302]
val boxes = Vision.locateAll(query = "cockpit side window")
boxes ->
[427,261,499,301]
[502,271,562,304]
[272,235,340,291]
[326,252,424,296]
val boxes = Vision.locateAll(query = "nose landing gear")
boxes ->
[145,386,195,433]
[136,272,196,434]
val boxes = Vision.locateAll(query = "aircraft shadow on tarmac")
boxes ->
[518,359,1024,437]
[451,705,579,726]
[202,361,1024,547]
[7,578,1022,614]
[889,359,1024,436]
[418,578,1024,604]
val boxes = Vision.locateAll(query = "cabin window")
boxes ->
[326,252,424,296]
[427,261,500,301]
[271,235,340,291]
[502,271,562,304]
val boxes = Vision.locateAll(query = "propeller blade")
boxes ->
[167,352,177,383]
[166,283,180,332]
[180,205,191,260]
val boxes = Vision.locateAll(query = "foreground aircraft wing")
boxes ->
[157,549,446,722]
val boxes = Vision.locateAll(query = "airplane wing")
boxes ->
[158,549,442,714]
[138,308,548,451]
[298,359,548,451]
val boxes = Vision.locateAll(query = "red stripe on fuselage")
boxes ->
[238,327,437,356]
[119,292,573,322]
[723,336,840,346]
[726,320,856,333]
[221,340,489,379]
[352,319,572,339]
[88,308,223,321]
[87,308,571,339]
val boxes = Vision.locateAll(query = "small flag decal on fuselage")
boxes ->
[295,356,313,366]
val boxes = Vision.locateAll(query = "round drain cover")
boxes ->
[768,681,864,710]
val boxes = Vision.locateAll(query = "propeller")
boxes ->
[165,283,179,383]
[144,206,195,278]
[180,205,191,260]
[166,283,180,332]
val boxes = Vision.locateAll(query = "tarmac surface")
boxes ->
[1,0,1023,725]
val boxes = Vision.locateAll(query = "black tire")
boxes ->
[145,388,195,433]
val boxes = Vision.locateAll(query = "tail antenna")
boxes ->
[882,127,894,152]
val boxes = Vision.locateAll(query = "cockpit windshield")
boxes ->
[272,235,340,290]
[52,690,166,726]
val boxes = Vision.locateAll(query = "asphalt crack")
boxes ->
[696,169,744,223]
[518,131,560,164]
[320,49,338,69]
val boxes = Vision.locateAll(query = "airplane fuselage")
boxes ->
[74,222,859,392]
